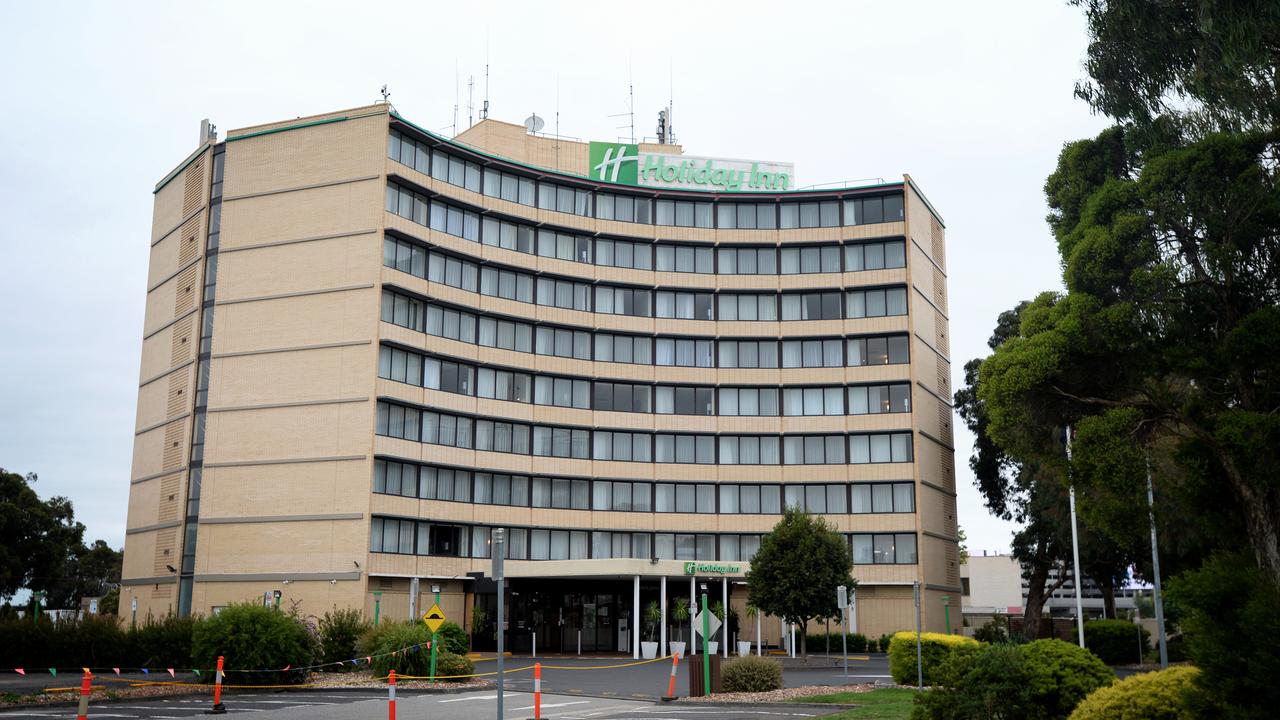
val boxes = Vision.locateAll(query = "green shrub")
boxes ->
[129,615,197,669]
[889,631,981,685]
[973,616,1016,644]
[876,633,892,653]
[803,632,869,654]
[0,614,197,669]
[434,620,468,655]
[1167,552,1280,719]
[191,603,314,684]
[318,608,370,669]
[1069,665,1200,720]
[432,651,476,681]
[721,655,783,692]
[1020,639,1114,719]
[911,640,1113,720]
[1084,619,1148,665]
[911,642,1032,720]
[358,621,475,681]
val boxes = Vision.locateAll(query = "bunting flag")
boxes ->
[48,669,57,677]
[83,668,90,675]
[167,668,175,677]
[282,665,290,672]
[141,668,149,675]
[14,669,24,676]
[193,669,201,677]
[112,668,120,675]
[366,656,372,664]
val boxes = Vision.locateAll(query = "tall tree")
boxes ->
[746,508,854,656]
[1073,0,1280,132]
[41,540,123,609]
[0,469,84,599]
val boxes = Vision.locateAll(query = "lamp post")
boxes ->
[700,583,710,696]
[430,584,441,682]
[941,595,951,634]
[373,590,382,626]
[493,528,506,719]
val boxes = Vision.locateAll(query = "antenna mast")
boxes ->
[452,60,459,136]
[467,75,475,128]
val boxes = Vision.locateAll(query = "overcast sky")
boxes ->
[0,1,1109,558]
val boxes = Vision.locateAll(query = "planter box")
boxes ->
[737,641,753,656]
[669,641,687,658]
[641,641,659,659]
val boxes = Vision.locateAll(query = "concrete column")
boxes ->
[722,577,729,657]
[690,576,697,656]
[660,575,667,653]
[633,575,641,659]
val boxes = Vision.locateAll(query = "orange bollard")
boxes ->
[533,662,542,719]
[76,669,91,719]
[664,652,681,700]
[207,655,226,714]
[388,669,397,720]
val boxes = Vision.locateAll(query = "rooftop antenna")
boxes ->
[482,34,490,120]
[668,59,675,145]
[379,84,391,105]
[609,62,636,143]
[523,113,545,134]
[555,76,561,168]
[467,74,475,128]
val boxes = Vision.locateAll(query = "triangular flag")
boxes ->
[82,668,90,674]
[141,668,149,675]
[193,669,201,677]
[14,669,24,676]
[49,669,57,677]
[366,656,372,664]
[112,668,120,675]
[167,668,175,677]
[282,665,290,672]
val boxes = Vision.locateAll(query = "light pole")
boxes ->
[1146,468,1169,668]
[493,528,506,719]
[373,590,382,626]
[700,582,710,696]
[1066,425,1086,648]
[429,583,441,682]
[913,580,922,689]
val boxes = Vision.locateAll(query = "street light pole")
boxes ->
[1146,468,1169,668]
[1066,425,1086,648]
[493,528,506,719]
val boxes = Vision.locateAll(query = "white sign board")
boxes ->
[692,609,722,638]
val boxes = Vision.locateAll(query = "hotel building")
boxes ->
[122,102,958,653]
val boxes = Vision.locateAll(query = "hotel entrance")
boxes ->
[472,579,639,654]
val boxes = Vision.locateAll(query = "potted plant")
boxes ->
[669,598,689,658]
[470,603,488,650]
[641,600,661,659]
[744,601,761,656]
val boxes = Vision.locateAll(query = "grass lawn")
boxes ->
[792,687,918,719]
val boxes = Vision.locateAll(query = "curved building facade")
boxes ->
[123,103,958,650]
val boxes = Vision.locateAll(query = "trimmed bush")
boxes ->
[191,603,314,684]
[318,608,370,669]
[1020,639,1115,718]
[434,620,468,655]
[0,614,195,669]
[889,631,981,685]
[359,621,433,677]
[911,642,1032,720]
[432,651,476,681]
[1083,619,1148,665]
[804,632,868,653]
[721,655,783,692]
[1069,666,1200,720]
[876,633,892,653]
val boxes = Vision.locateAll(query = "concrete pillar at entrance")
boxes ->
[633,575,641,660]
[690,576,697,656]
[660,576,667,653]
[722,577,728,658]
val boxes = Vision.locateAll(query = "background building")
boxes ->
[960,553,1139,631]
[122,102,957,651]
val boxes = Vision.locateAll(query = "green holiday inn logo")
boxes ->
[588,141,794,193]
[590,142,639,185]
[683,561,742,575]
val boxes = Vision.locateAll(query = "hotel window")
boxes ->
[595,334,653,364]
[781,292,845,321]
[850,482,915,513]
[597,239,654,270]
[718,340,779,369]
[717,247,777,275]
[845,287,909,318]
[845,240,907,271]
[717,294,778,321]
[850,533,917,564]
[780,338,844,368]
[848,335,910,366]
[843,194,905,226]
[849,384,912,414]
[654,386,714,416]
[780,246,843,274]
[782,435,847,464]
[779,201,840,229]
[717,388,780,417]
[655,244,715,273]
[718,436,782,465]
[655,338,714,367]
[596,193,652,223]
[716,202,776,229]
[782,387,845,416]
[848,432,914,463]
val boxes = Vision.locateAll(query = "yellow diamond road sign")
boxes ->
[423,603,446,634]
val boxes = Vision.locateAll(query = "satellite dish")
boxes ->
[524,114,545,134]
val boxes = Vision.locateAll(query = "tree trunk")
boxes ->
[1218,448,1280,587]
[1023,559,1051,641]
[799,619,808,656]
[1100,577,1116,619]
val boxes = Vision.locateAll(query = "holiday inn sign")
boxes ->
[589,141,795,192]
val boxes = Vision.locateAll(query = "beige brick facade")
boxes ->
[122,103,958,647]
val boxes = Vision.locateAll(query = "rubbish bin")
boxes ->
[688,653,722,696]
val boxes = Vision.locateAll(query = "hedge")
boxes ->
[804,632,870,653]
[888,631,980,684]
[1083,619,1148,665]
[722,656,783,692]
[1069,666,1200,720]
[0,615,194,669]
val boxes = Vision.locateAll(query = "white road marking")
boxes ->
[510,700,589,710]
